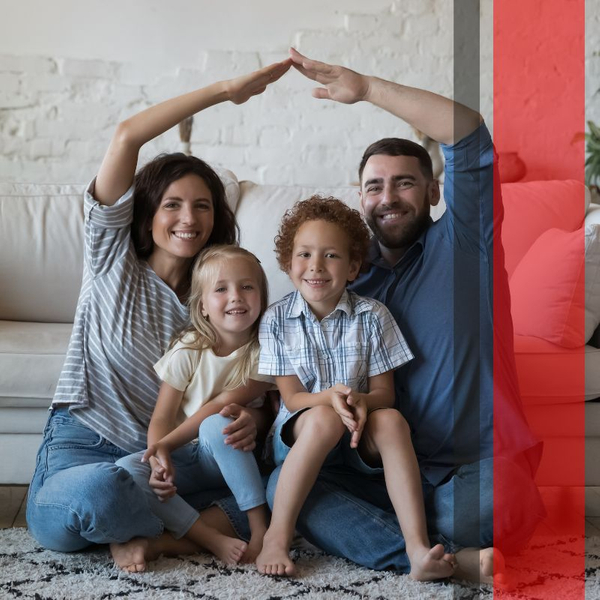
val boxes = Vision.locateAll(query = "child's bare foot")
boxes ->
[110,537,158,573]
[241,527,267,564]
[203,530,247,565]
[455,547,511,590]
[408,543,455,581]
[256,533,296,576]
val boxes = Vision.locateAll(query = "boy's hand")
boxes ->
[143,444,177,501]
[220,404,257,451]
[346,391,368,448]
[329,384,358,432]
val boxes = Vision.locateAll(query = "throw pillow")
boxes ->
[510,226,600,347]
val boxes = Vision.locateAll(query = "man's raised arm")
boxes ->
[289,47,481,146]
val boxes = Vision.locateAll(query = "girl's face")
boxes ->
[150,174,214,265]
[201,257,263,347]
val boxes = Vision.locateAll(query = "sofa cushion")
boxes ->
[0,320,72,405]
[500,180,589,277]
[509,226,600,347]
[514,335,600,404]
[0,184,86,323]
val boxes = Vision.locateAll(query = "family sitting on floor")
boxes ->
[26,48,544,587]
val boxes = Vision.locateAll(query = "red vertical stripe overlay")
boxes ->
[494,0,586,596]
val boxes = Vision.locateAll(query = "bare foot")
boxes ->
[256,534,296,576]
[203,530,247,565]
[408,543,455,581]
[241,528,267,564]
[455,547,511,590]
[110,537,158,573]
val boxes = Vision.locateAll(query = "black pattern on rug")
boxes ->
[1,529,599,599]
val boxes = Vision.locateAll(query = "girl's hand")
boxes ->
[220,404,257,451]
[144,445,177,501]
[224,59,292,105]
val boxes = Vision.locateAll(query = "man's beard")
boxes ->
[365,202,430,251]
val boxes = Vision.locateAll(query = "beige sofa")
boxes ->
[1,176,599,485]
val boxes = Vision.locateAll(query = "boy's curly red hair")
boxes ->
[274,195,371,272]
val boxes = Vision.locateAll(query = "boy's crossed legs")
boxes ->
[256,405,454,580]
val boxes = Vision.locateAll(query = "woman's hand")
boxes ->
[219,404,258,451]
[224,59,292,105]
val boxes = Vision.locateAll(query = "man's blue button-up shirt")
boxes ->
[350,123,540,486]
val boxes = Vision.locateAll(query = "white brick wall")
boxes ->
[0,0,597,186]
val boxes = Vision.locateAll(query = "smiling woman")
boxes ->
[25,59,291,570]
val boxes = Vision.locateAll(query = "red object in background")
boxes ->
[494,0,586,597]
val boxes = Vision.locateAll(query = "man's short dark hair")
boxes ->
[358,138,434,183]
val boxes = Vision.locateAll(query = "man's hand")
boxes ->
[220,404,257,452]
[289,47,370,104]
[225,59,292,105]
[143,445,177,502]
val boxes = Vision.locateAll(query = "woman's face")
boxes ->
[150,174,214,264]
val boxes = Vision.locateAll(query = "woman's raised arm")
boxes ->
[94,59,292,206]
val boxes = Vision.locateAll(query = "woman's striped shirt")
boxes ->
[52,181,189,453]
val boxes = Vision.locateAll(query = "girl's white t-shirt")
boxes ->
[154,336,272,423]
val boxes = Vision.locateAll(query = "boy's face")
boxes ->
[289,219,360,320]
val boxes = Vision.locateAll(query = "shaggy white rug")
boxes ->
[1,529,599,599]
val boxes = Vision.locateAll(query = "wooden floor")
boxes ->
[1,486,28,528]
[3,485,600,535]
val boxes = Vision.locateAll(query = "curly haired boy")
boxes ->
[256,195,455,580]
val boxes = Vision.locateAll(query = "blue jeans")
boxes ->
[26,408,245,551]
[115,414,266,539]
[266,456,544,573]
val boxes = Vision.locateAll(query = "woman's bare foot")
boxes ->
[256,533,296,576]
[110,537,159,573]
[455,547,511,590]
[408,543,455,581]
[241,527,267,564]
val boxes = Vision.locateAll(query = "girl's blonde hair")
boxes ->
[174,245,269,391]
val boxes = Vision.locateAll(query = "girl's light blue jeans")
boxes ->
[26,408,257,551]
[115,413,267,539]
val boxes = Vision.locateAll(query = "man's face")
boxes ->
[360,154,439,259]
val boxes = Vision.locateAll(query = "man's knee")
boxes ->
[492,456,545,553]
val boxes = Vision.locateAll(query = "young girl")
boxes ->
[116,245,273,567]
